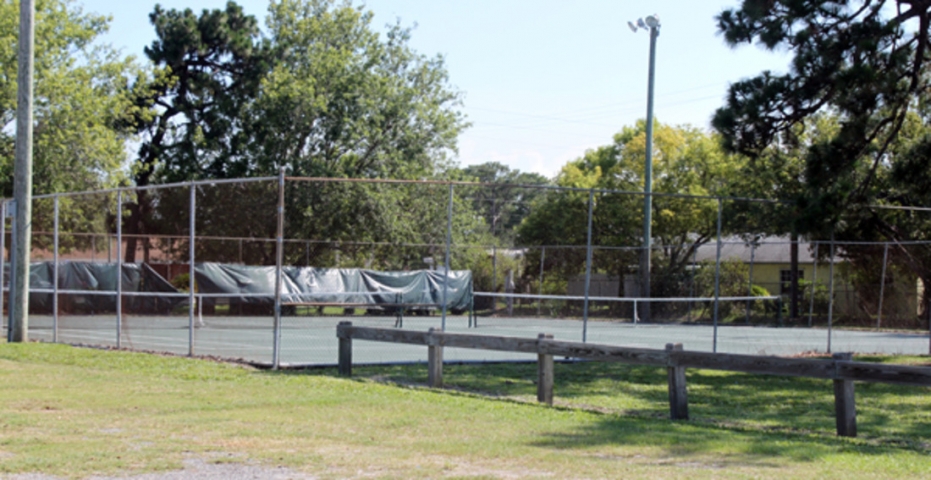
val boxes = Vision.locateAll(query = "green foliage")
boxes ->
[693,258,749,299]
[126,0,470,268]
[130,0,268,185]
[0,0,135,197]
[518,121,739,293]
[460,162,550,239]
[0,0,137,253]
[750,283,771,298]
[714,1,931,230]
[246,0,466,179]
[799,279,830,315]
[170,272,191,291]
[691,259,777,320]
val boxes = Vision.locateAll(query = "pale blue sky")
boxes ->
[81,0,791,177]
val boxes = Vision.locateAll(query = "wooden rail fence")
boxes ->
[335,321,931,437]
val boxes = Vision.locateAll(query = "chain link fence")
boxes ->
[2,175,930,365]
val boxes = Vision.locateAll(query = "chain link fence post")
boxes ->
[189,183,196,357]
[582,189,595,343]
[712,198,723,352]
[52,195,58,342]
[273,170,285,368]
[116,191,122,348]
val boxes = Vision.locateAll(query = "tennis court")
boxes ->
[13,312,930,367]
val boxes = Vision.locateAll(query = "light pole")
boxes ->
[12,0,35,342]
[628,14,660,323]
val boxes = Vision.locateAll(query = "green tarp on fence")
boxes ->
[8,261,472,315]
[194,263,473,312]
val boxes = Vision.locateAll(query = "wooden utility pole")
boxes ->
[11,0,35,342]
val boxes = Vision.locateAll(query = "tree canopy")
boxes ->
[713,0,931,228]
[517,121,740,295]
[1,0,136,197]
[246,0,466,179]
[125,0,469,264]
[131,0,466,184]
[460,162,549,238]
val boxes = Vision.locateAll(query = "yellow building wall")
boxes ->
[745,261,918,320]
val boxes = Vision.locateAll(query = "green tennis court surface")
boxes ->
[11,313,930,366]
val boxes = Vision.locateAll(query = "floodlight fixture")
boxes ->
[644,14,660,28]
[636,17,647,29]
[627,21,638,33]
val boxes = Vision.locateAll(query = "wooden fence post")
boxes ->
[337,321,352,377]
[666,343,688,420]
[428,328,444,388]
[537,333,554,405]
[833,352,856,437]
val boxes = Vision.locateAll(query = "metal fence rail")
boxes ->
[2,174,931,366]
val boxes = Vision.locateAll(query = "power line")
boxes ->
[465,81,727,123]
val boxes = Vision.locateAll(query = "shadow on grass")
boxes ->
[294,360,931,455]
[527,412,914,464]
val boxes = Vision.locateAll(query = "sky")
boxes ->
[81,0,792,178]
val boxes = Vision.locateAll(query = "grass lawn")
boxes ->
[0,343,929,479]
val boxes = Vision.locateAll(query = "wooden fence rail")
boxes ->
[335,321,931,437]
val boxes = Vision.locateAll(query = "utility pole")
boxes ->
[12,0,35,342]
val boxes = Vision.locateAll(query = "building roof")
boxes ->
[694,236,835,264]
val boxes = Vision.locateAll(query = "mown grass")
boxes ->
[349,357,931,443]
[0,343,929,479]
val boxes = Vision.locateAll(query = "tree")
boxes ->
[713,0,931,229]
[714,2,931,319]
[245,0,466,179]
[518,121,740,301]
[131,1,268,184]
[0,0,137,251]
[723,114,842,317]
[460,162,550,240]
[131,0,468,268]
[243,0,467,267]
[124,1,268,262]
